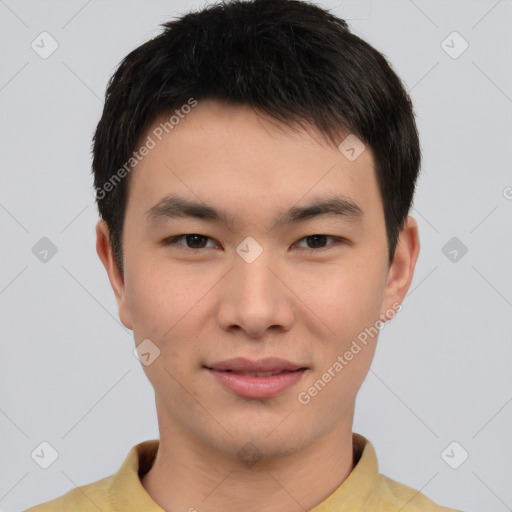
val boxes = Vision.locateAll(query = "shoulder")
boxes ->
[371,473,463,512]
[24,474,114,512]
[24,439,159,512]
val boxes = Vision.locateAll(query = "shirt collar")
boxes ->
[109,433,377,511]
[310,433,379,511]
[109,439,163,511]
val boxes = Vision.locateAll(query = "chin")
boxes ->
[209,421,313,463]
[223,436,302,464]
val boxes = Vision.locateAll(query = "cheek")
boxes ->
[124,264,204,389]
[294,263,382,412]
[294,257,386,345]
[124,247,183,327]
[124,255,220,355]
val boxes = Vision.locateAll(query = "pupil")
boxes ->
[187,234,206,248]
[308,235,326,248]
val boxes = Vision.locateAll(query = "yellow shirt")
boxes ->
[25,433,462,511]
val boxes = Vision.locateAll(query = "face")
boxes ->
[97,99,419,460]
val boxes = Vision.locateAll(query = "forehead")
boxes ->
[126,99,382,228]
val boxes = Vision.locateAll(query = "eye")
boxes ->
[161,233,345,251]
[162,234,217,250]
[293,234,343,251]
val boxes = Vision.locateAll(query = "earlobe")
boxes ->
[95,219,133,330]
[381,215,420,321]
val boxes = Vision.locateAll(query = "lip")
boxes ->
[206,357,306,373]
[204,357,308,399]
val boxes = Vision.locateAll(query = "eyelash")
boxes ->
[161,234,346,252]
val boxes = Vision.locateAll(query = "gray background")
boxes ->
[1,0,511,511]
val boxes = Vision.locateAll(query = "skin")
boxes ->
[96,98,420,512]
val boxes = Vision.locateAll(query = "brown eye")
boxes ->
[294,235,342,250]
[162,234,216,249]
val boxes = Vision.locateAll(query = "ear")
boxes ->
[95,219,133,330]
[380,215,420,321]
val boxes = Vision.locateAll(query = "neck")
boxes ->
[141,407,355,512]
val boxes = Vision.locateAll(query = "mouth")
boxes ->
[203,357,308,398]
[204,356,308,373]
[208,369,304,377]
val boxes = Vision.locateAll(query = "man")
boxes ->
[26,0,462,510]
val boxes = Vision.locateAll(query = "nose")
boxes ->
[217,247,295,339]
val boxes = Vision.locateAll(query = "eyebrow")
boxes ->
[145,194,364,231]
